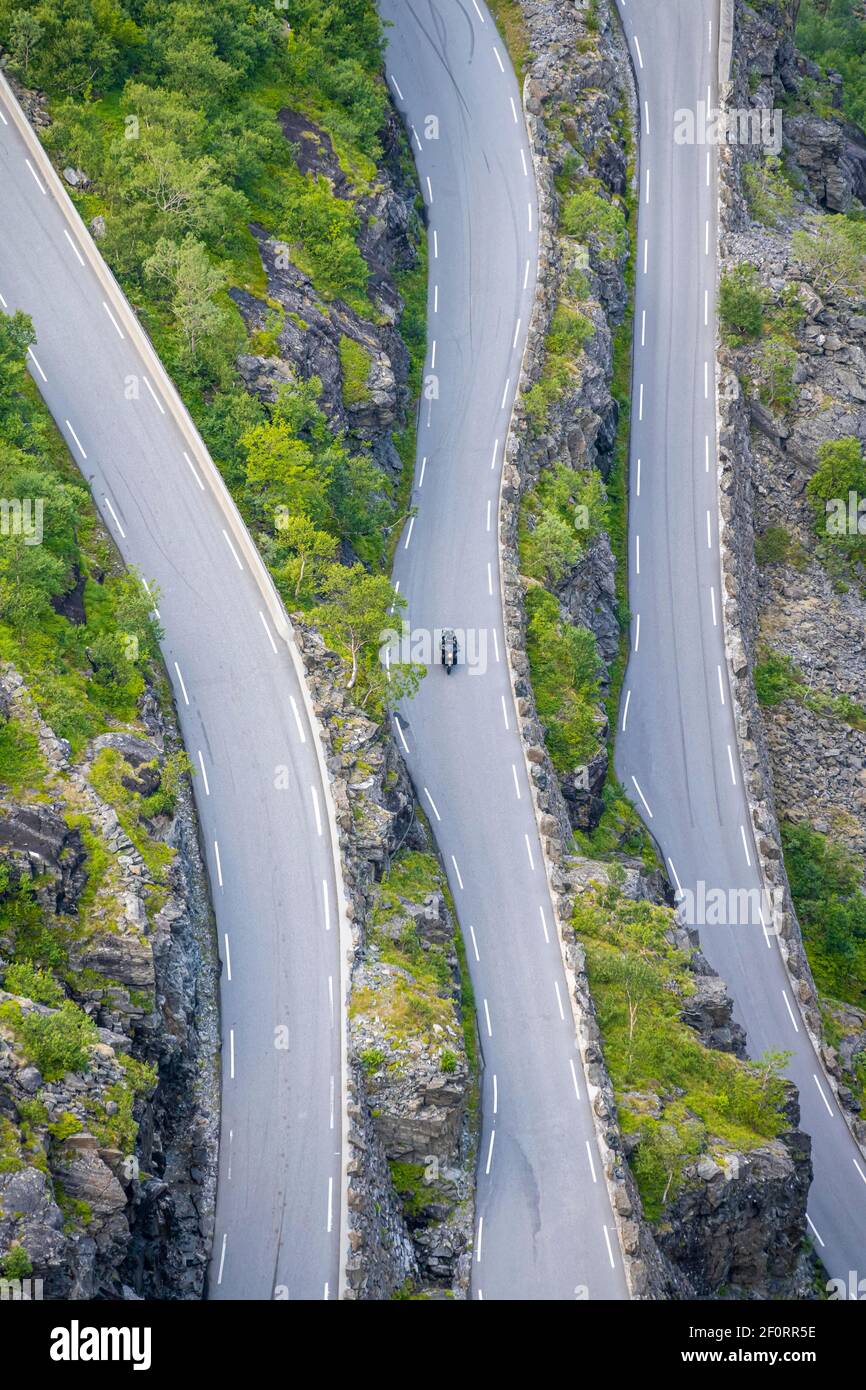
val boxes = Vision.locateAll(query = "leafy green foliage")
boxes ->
[0,1245,32,1279]
[797,0,866,130]
[524,587,602,774]
[560,184,628,261]
[755,645,866,728]
[719,263,764,340]
[313,564,421,712]
[0,998,98,1080]
[3,961,65,1007]
[792,215,866,299]
[754,524,806,569]
[806,436,866,543]
[520,461,608,587]
[754,336,798,412]
[782,819,866,1004]
[575,882,789,1218]
[339,335,372,406]
[742,154,795,228]
[283,174,370,307]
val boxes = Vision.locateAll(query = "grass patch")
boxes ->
[754,647,866,729]
[485,0,533,88]
[339,335,373,407]
[574,880,790,1217]
[782,819,866,1007]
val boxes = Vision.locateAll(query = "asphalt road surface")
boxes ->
[615,0,866,1282]
[380,0,629,1299]
[0,76,344,1301]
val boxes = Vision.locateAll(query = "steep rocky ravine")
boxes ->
[0,631,219,1299]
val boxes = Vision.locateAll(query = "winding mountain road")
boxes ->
[615,0,866,1282]
[0,74,347,1301]
[380,0,628,1300]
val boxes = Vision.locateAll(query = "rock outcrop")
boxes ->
[0,663,219,1299]
[229,109,420,489]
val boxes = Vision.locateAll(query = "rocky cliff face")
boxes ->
[0,664,218,1299]
[229,107,421,492]
[718,0,866,1150]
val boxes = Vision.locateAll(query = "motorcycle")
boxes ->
[441,629,458,674]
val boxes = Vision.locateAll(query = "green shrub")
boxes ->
[806,436,866,541]
[359,1047,385,1075]
[2,961,65,1008]
[561,186,627,261]
[719,264,764,339]
[754,337,798,412]
[283,173,369,305]
[0,1245,32,1280]
[339,335,372,407]
[575,884,789,1218]
[525,587,602,774]
[754,525,804,568]
[0,999,98,1080]
[782,820,866,1004]
[742,155,794,227]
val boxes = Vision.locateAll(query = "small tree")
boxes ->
[144,235,223,359]
[719,264,764,339]
[312,564,422,709]
[274,513,337,602]
[754,337,798,412]
[806,436,866,538]
[792,217,866,299]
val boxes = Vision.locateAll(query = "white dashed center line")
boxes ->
[197,750,210,796]
[104,497,125,538]
[25,158,46,194]
[63,227,85,266]
[259,611,278,653]
[222,530,243,570]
